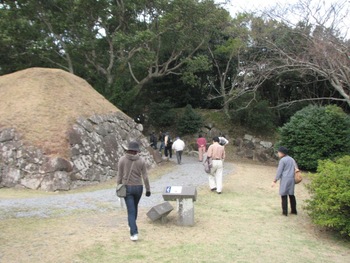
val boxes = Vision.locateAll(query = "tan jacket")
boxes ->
[207,142,225,160]
[117,154,150,191]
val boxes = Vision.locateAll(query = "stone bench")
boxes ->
[163,186,197,226]
[147,201,174,223]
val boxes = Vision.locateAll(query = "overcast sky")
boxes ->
[226,0,297,15]
[222,0,350,38]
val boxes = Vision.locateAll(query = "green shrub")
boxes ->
[279,105,350,170]
[245,100,277,133]
[230,98,277,134]
[306,156,350,236]
[148,101,176,128]
[177,104,203,135]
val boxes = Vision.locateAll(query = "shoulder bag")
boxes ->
[295,168,303,184]
[116,161,135,198]
[203,155,212,174]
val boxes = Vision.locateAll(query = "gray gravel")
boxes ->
[0,156,234,219]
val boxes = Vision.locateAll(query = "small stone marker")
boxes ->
[147,201,174,223]
[149,147,162,164]
[244,134,254,141]
[162,186,197,226]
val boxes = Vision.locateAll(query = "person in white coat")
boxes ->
[218,136,229,146]
[172,137,185,164]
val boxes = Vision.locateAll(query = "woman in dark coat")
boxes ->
[272,146,298,216]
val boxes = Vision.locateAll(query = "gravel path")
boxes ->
[0,156,234,219]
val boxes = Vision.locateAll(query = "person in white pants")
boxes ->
[207,137,225,194]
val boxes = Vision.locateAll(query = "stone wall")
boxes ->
[235,134,277,163]
[0,111,155,191]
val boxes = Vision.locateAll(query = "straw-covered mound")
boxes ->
[0,67,118,156]
[0,68,154,191]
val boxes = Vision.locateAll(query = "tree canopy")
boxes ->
[1,0,349,123]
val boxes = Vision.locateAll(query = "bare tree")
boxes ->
[127,39,205,94]
[256,0,350,107]
[207,45,273,115]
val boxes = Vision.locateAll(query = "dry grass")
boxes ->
[0,161,349,263]
[76,162,349,263]
[0,211,123,263]
[0,68,120,157]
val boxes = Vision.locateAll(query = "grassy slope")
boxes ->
[195,108,236,134]
[168,108,239,138]
[0,162,349,263]
[195,108,278,141]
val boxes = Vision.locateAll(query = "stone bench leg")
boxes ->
[177,198,194,226]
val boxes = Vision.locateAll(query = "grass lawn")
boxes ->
[0,162,349,263]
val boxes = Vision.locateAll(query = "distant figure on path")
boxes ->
[150,132,157,149]
[172,137,185,164]
[117,141,151,241]
[207,137,225,194]
[164,132,173,159]
[219,135,229,146]
[271,146,298,216]
[197,134,207,162]
[158,131,165,154]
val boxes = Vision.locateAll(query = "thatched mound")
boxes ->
[0,68,154,191]
[0,68,118,157]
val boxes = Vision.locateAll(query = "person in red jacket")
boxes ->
[197,134,207,162]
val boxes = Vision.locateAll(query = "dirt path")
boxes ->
[0,156,234,219]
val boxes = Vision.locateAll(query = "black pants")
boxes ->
[164,145,172,158]
[281,195,297,216]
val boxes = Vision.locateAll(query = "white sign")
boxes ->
[166,186,183,194]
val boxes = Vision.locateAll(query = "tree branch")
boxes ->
[270,97,348,109]
[128,62,140,84]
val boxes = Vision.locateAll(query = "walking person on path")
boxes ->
[117,141,151,241]
[164,132,173,159]
[271,146,298,216]
[172,137,185,164]
[219,135,229,146]
[158,131,165,154]
[207,137,225,194]
[197,134,207,162]
[150,132,157,149]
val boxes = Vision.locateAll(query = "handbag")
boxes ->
[295,169,303,184]
[203,155,212,174]
[116,161,134,198]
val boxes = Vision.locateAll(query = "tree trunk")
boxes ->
[65,52,74,74]
[220,78,230,117]
[105,73,115,96]
[330,80,350,107]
